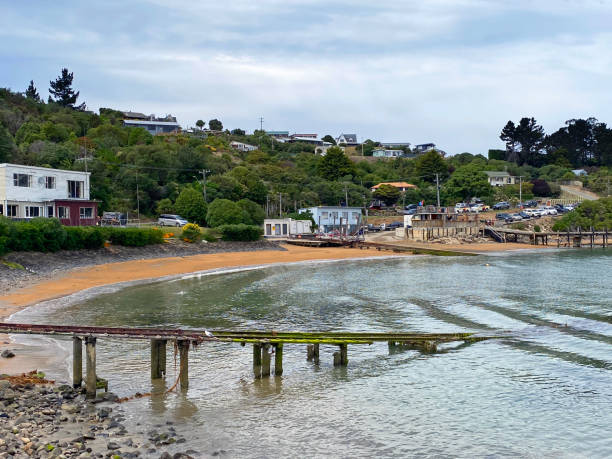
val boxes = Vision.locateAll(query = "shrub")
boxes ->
[181,223,202,243]
[206,199,244,227]
[63,227,106,250]
[510,222,526,231]
[108,228,164,247]
[174,188,207,225]
[533,225,541,233]
[29,218,66,252]
[237,199,265,225]
[202,228,220,242]
[218,224,262,241]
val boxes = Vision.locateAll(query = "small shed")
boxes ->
[263,218,312,237]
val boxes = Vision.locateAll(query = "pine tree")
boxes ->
[49,68,86,110]
[25,80,40,102]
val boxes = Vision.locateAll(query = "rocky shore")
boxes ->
[0,239,285,296]
[0,374,202,459]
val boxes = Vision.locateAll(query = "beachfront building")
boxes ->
[404,205,480,241]
[122,111,180,135]
[370,182,417,193]
[263,218,312,237]
[484,171,517,186]
[299,206,363,234]
[0,163,98,226]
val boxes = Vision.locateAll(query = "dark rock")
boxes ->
[1,349,15,358]
[107,441,120,450]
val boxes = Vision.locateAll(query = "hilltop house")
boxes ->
[372,148,405,158]
[484,171,516,186]
[336,134,359,146]
[230,141,258,152]
[414,143,436,153]
[122,111,180,135]
[266,131,290,140]
[371,182,417,193]
[0,163,98,226]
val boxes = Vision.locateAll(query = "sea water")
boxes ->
[13,250,612,458]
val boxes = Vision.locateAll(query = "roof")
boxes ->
[122,111,147,119]
[0,163,90,176]
[123,120,180,127]
[371,182,417,189]
[484,171,511,177]
[338,134,357,143]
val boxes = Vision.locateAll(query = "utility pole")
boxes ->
[259,117,264,132]
[279,192,282,217]
[200,169,211,203]
[435,173,440,208]
[136,172,140,226]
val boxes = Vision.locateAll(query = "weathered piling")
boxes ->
[150,339,166,379]
[178,340,189,390]
[339,343,348,366]
[333,351,341,366]
[85,337,97,399]
[274,343,283,376]
[72,337,82,388]
[253,343,262,378]
[261,343,271,377]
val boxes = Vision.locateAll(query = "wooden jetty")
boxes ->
[0,323,494,398]
[484,226,610,248]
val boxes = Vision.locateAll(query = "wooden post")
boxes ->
[339,344,348,366]
[274,343,283,376]
[333,351,341,366]
[261,343,271,377]
[307,344,314,361]
[178,340,189,390]
[151,339,165,379]
[85,337,96,399]
[253,343,262,378]
[72,337,82,388]
[313,343,319,363]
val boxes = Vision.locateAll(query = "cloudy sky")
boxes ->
[2,0,612,154]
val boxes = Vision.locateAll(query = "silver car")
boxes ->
[158,214,188,227]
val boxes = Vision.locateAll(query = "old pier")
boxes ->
[0,323,494,398]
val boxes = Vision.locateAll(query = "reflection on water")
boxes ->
[15,250,612,458]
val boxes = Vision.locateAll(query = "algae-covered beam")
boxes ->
[274,343,283,376]
[253,343,262,379]
[73,337,82,388]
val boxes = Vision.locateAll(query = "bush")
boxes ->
[181,223,202,243]
[63,227,107,250]
[206,199,245,227]
[218,224,262,241]
[174,188,207,225]
[29,218,66,252]
[534,225,541,233]
[108,228,164,247]
[202,228,220,242]
[237,199,265,225]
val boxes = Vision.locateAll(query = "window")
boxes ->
[352,212,360,220]
[13,173,32,187]
[80,207,93,219]
[58,206,70,219]
[282,224,288,235]
[45,176,56,189]
[25,206,41,218]
[265,224,271,235]
[507,178,512,184]
[321,212,328,219]
[47,206,54,217]
[331,212,338,220]
[7,205,18,217]
[67,180,84,198]
[342,212,348,220]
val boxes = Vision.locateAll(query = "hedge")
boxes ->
[0,217,164,254]
[218,224,262,241]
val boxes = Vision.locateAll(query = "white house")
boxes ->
[230,141,258,152]
[484,171,517,186]
[0,163,98,226]
[336,134,359,145]
[372,148,405,158]
[299,206,363,234]
[263,218,312,237]
[122,112,180,135]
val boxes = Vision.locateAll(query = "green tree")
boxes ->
[373,184,400,206]
[206,198,244,227]
[231,128,245,136]
[553,197,612,231]
[195,119,205,130]
[414,150,448,182]
[209,119,223,131]
[322,135,336,145]
[0,125,16,162]
[25,80,40,102]
[155,198,174,215]
[237,199,265,225]
[49,68,85,110]
[174,188,208,225]
[317,146,355,181]
[442,166,492,203]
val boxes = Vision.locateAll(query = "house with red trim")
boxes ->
[0,163,98,226]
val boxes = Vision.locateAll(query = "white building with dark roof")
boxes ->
[336,134,359,145]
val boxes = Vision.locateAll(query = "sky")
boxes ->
[2,0,612,155]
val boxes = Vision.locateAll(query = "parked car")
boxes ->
[524,200,538,208]
[100,212,127,226]
[554,204,568,213]
[493,201,510,210]
[158,214,189,226]
[508,213,523,222]
[523,209,538,218]
[403,208,417,215]
[496,212,511,220]
[387,221,403,230]
[366,224,381,232]
[405,204,418,211]
[519,211,531,220]
[543,206,558,215]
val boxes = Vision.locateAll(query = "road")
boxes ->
[560,185,600,201]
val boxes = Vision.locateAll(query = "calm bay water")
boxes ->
[15,250,612,458]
